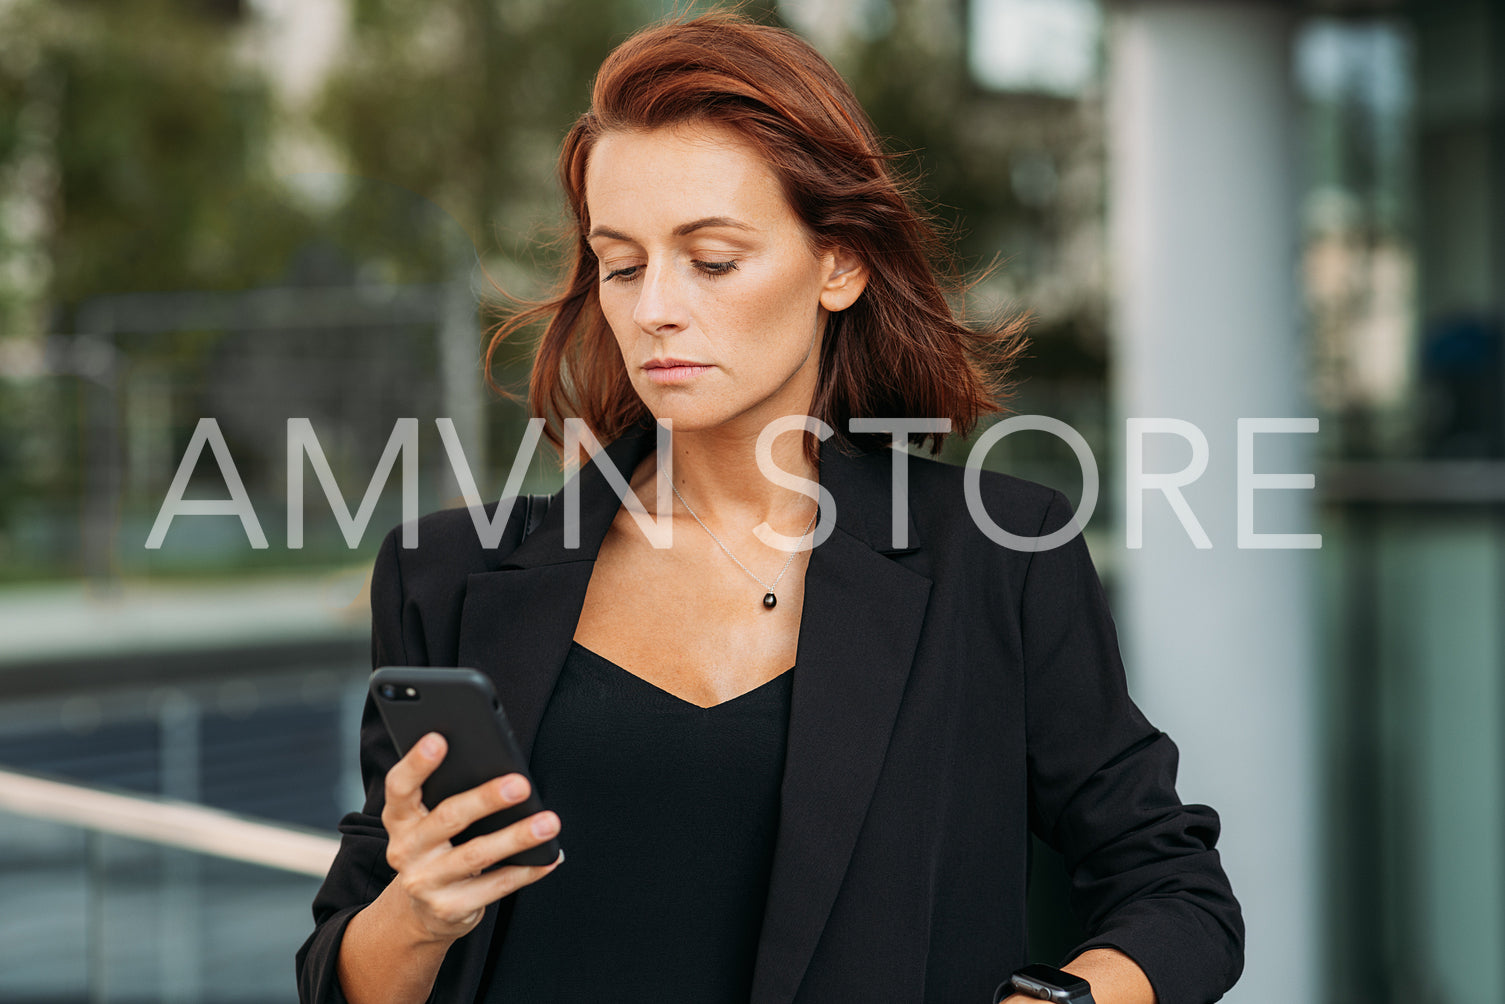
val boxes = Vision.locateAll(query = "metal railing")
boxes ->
[0,767,340,877]
[0,765,342,1001]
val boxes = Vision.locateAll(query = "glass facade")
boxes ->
[1305,3,1505,999]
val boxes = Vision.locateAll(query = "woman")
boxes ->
[297,13,1242,1004]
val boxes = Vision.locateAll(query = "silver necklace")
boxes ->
[669,481,818,610]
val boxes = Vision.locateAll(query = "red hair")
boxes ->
[485,11,1028,469]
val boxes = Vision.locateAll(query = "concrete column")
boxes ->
[1106,4,1318,1003]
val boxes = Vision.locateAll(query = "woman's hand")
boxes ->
[381,731,563,943]
[335,733,562,1004]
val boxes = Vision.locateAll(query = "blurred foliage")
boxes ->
[0,0,1106,581]
[314,0,791,285]
[3,0,323,320]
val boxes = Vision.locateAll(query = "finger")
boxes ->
[426,808,561,885]
[439,844,565,915]
[383,732,447,825]
[414,772,535,847]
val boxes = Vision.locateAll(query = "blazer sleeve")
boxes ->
[293,520,439,1004]
[1019,490,1244,1004]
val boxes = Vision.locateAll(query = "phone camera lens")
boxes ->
[380,684,397,699]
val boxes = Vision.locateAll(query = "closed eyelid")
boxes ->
[600,259,737,284]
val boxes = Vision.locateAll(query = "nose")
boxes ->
[630,260,688,335]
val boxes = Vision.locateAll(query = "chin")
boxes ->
[641,406,722,434]
[637,383,806,438]
[637,397,747,436]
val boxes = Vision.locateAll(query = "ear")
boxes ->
[818,248,869,313]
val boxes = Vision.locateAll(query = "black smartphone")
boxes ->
[369,666,560,867]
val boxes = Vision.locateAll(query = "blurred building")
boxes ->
[0,0,1501,1002]
[1097,2,1504,1004]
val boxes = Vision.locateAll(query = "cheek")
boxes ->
[596,292,637,347]
[721,266,823,346]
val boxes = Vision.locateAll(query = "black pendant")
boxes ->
[763,591,777,609]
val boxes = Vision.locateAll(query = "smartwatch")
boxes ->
[993,964,1096,1004]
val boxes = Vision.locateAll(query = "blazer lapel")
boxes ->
[452,419,933,1004]
[750,441,933,1004]
[455,417,662,755]
[442,422,659,1000]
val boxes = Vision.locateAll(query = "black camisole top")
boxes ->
[479,640,794,1003]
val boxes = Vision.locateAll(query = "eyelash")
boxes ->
[601,260,739,284]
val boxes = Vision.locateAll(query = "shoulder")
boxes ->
[863,448,1091,614]
[892,448,1074,544]
[367,498,533,667]
[372,497,529,597]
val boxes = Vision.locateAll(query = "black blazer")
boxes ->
[297,417,1243,1004]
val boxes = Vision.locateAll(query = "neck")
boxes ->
[633,416,821,531]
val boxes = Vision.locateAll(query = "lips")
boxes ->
[644,358,706,369]
[642,359,713,384]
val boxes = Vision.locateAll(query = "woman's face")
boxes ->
[584,122,866,438]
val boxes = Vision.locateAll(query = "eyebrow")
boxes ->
[587,216,758,243]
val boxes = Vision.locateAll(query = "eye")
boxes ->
[694,260,738,278]
[601,265,641,284]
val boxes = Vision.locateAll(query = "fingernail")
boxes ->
[532,812,559,838]
[501,777,528,802]
[420,734,442,757]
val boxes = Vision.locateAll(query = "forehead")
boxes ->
[583,123,794,233]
